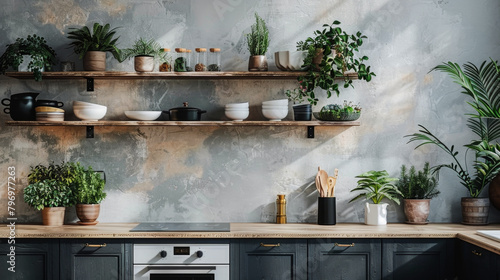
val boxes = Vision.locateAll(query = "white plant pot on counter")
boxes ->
[365,202,388,225]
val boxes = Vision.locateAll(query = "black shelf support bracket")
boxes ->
[307,126,315,138]
[86,78,94,91]
[86,126,94,138]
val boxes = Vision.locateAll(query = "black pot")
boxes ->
[36,99,64,108]
[293,104,312,121]
[163,102,207,121]
[2,92,39,121]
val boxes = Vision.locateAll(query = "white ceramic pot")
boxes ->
[364,202,388,225]
[17,55,45,72]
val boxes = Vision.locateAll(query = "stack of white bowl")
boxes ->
[262,99,288,121]
[73,101,107,121]
[225,102,249,121]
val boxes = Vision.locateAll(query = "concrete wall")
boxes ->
[1,0,499,224]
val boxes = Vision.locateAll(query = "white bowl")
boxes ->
[73,101,106,108]
[262,105,288,108]
[288,51,308,70]
[225,102,249,108]
[274,52,287,71]
[262,108,288,121]
[225,109,249,121]
[278,51,290,70]
[125,111,162,121]
[74,107,107,121]
[262,99,288,105]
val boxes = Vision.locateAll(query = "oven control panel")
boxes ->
[134,244,229,264]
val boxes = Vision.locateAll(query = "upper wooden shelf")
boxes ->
[4,71,359,80]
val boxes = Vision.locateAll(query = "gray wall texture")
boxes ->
[1,0,500,224]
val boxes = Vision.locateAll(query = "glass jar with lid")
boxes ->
[208,48,221,71]
[185,49,193,71]
[174,48,187,72]
[194,48,207,71]
[159,48,172,72]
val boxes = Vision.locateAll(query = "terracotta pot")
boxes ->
[489,174,500,210]
[83,51,106,71]
[312,48,324,70]
[134,56,155,72]
[248,55,268,71]
[76,204,100,224]
[461,197,490,225]
[364,203,388,225]
[41,207,65,226]
[403,199,430,224]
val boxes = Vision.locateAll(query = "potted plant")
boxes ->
[122,38,162,72]
[349,170,402,225]
[290,21,375,105]
[396,162,440,224]
[313,100,361,121]
[24,162,76,225]
[0,34,56,81]
[407,61,500,225]
[70,162,106,225]
[285,88,312,121]
[245,13,269,71]
[67,23,122,71]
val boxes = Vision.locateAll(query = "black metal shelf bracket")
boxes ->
[86,126,94,138]
[86,78,94,91]
[307,126,315,138]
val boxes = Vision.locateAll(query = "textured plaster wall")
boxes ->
[1,0,500,224]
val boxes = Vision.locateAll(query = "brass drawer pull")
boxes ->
[472,250,482,256]
[260,243,280,247]
[84,243,107,248]
[334,243,355,247]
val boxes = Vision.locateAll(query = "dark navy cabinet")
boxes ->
[382,238,455,280]
[308,238,382,280]
[0,239,59,280]
[237,239,307,280]
[60,239,132,280]
[457,240,498,280]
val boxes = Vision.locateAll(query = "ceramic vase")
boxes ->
[403,199,430,224]
[364,203,388,225]
[83,51,106,71]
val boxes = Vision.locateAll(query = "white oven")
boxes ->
[133,244,230,280]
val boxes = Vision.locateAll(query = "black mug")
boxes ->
[318,197,336,225]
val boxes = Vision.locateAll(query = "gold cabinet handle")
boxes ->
[84,243,107,248]
[260,243,280,247]
[334,243,355,247]
[472,250,482,256]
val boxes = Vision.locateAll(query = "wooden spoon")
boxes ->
[319,168,329,198]
[328,169,339,197]
[315,167,322,196]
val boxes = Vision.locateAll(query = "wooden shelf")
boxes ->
[4,71,358,80]
[5,120,360,139]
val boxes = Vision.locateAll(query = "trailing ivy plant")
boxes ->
[0,34,56,81]
[287,21,375,105]
[245,13,269,56]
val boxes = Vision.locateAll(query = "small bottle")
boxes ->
[186,49,193,72]
[159,48,172,72]
[174,48,187,72]
[208,48,221,71]
[276,194,287,224]
[195,48,207,71]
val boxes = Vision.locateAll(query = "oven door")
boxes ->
[134,265,229,280]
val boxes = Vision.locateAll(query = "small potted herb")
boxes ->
[396,162,440,224]
[290,21,375,105]
[24,162,76,225]
[0,34,56,81]
[67,23,123,71]
[122,38,162,72]
[349,170,402,225]
[245,13,270,71]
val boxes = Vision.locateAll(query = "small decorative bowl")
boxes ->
[313,111,361,121]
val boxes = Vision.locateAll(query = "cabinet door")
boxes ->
[308,238,381,280]
[457,240,496,280]
[60,239,132,280]
[383,239,455,280]
[239,239,307,280]
[0,239,59,280]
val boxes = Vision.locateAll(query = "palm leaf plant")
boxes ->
[121,38,163,60]
[349,170,402,204]
[67,23,122,61]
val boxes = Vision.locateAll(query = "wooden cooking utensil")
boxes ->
[328,169,339,197]
[319,168,329,198]
[315,167,322,196]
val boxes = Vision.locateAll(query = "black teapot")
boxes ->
[2,92,39,121]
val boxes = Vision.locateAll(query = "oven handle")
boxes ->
[146,266,217,274]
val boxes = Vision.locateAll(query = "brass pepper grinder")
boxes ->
[276,194,287,224]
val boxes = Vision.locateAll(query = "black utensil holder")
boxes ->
[318,197,336,225]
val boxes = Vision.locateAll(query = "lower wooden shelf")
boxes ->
[5,120,360,138]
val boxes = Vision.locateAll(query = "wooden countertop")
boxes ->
[2,223,500,254]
